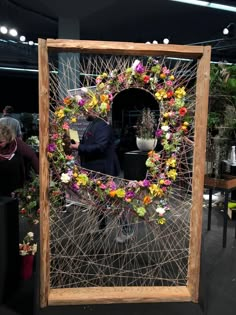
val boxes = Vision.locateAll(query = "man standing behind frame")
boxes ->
[70,112,120,231]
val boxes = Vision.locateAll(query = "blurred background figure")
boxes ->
[0,123,39,197]
[0,105,23,139]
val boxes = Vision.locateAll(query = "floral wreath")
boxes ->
[48,57,191,224]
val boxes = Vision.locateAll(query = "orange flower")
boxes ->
[179,107,187,116]
[109,190,117,197]
[143,195,151,205]
[63,97,72,106]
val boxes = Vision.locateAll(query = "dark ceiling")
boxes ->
[0,0,236,68]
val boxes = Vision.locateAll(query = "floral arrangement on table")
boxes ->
[136,108,156,139]
[15,173,40,225]
[48,57,192,224]
[19,232,37,256]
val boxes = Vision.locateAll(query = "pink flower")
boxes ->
[62,122,69,130]
[162,67,170,75]
[166,80,173,86]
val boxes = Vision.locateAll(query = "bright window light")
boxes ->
[171,0,236,12]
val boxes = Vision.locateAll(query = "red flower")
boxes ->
[179,107,187,116]
[167,90,174,98]
[143,75,150,83]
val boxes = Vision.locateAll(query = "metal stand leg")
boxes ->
[207,188,213,231]
[223,191,229,248]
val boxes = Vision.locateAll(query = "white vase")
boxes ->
[136,137,157,151]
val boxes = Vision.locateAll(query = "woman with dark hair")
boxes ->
[0,123,39,197]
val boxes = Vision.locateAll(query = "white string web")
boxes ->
[47,53,197,289]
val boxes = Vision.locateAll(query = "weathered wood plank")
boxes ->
[46,39,204,58]
[187,45,211,302]
[48,286,192,305]
[38,38,50,308]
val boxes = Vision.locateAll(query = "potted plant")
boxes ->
[19,232,37,280]
[136,107,157,151]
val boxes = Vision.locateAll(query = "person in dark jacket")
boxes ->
[71,114,120,176]
[70,113,120,230]
[0,123,39,197]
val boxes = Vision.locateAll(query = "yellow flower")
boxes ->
[89,95,98,107]
[116,188,126,198]
[166,157,176,168]
[159,179,165,185]
[73,172,78,178]
[183,121,189,126]
[149,184,164,197]
[158,217,166,225]
[71,117,77,123]
[167,169,177,180]
[55,109,65,119]
[174,87,186,99]
[77,174,89,186]
[169,75,175,81]
[155,89,167,100]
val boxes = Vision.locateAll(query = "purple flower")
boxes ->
[125,191,135,199]
[135,63,145,74]
[47,143,56,152]
[78,99,85,106]
[142,179,150,187]
[155,129,163,137]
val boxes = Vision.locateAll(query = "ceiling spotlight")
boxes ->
[0,26,8,34]
[145,41,151,44]
[163,38,170,44]
[20,35,26,42]
[28,40,34,46]
[152,40,158,44]
[223,28,229,35]
[9,28,18,37]
[222,23,235,36]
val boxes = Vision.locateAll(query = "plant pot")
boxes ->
[136,137,157,152]
[20,255,34,280]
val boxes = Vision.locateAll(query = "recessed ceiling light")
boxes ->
[20,35,26,42]
[0,26,8,34]
[9,28,18,37]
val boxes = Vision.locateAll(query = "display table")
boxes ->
[204,174,236,248]
[123,150,149,180]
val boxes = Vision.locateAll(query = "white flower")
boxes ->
[166,132,171,140]
[75,94,82,101]
[19,250,28,256]
[161,125,170,132]
[81,87,88,93]
[27,232,34,238]
[155,207,166,215]
[60,173,71,183]
[32,244,37,255]
[131,59,140,71]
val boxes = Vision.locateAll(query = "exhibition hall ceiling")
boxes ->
[0,0,236,67]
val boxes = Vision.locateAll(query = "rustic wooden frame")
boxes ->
[38,38,211,308]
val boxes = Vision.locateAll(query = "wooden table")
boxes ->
[204,174,236,248]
